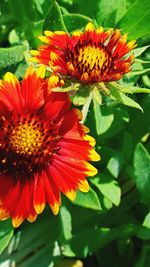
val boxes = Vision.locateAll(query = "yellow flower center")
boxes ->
[0,114,61,178]
[10,119,43,156]
[66,42,112,83]
[78,46,107,71]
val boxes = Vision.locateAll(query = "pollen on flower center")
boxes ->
[10,118,43,156]
[66,42,112,83]
[0,114,61,178]
[78,46,108,71]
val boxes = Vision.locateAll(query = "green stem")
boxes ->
[81,92,92,124]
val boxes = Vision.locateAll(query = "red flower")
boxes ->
[31,22,136,84]
[0,66,100,227]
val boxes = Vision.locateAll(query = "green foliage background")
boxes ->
[0,0,150,266]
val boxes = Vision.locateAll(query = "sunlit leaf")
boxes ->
[93,99,114,135]
[92,175,121,206]
[119,0,150,39]
[107,153,124,178]
[72,187,102,211]
[96,0,126,26]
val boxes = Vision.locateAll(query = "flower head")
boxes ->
[31,22,136,84]
[0,66,100,227]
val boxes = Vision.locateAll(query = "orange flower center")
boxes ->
[0,114,61,178]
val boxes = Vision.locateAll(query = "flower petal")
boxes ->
[0,73,24,113]
[21,66,45,112]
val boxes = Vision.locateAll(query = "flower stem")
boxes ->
[81,92,92,124]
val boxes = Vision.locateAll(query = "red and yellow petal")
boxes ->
[21,65,45,111]
[33,173,46,214]
[0,72,23,113]
[42,170,61,215]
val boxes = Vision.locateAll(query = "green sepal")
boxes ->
[52,85,78,93]
[134,58,150,64]
[132,45,150,57]
[109,82,150,94]
[72,92,90,106]
[127,68,150,77]
[108,83,143,111]
[92,86,102,105]
[72,84,91,105]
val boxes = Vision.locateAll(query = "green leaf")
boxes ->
[111,82,150,94]
[92,175,121,206]
[0,220,14,255]
[137,226,150,241]
[143,212,150,228]
[93,99,114,135]
[63,227,110,257]
[142,75,150,88]
[0,45,26,69]
[62,224,136,257]
[107,153,124,178]
[110,86,143,111]
[63,13,92,32]
[135,59,150,64]
[70,0,99,18]
[123,132,134,161]
[88,104,129,140]
[59,206,72,240]
[127,94,150,143]
[92,87,102,105]
[134,143,150,207]
[118,0,150,39]
[127,68,150,77]
[33,0,45,15]
[0,212,61,265]
[96,0,126,26]
[72,86,90,105]
[133,245,150,267]
[43,0,67,32]
[8,0,35,23]
[72,187,102,211]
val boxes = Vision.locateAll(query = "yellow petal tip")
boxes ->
[78,180,89,192]
[85,22,95,32]
[34,203,45,214]
[84,135,96,147]
[27,214,37,223]
[51,202,60,215]
[12,217,24,228]
[66,190,76,201]
[85,162,98,177]
[89,149,101,162]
